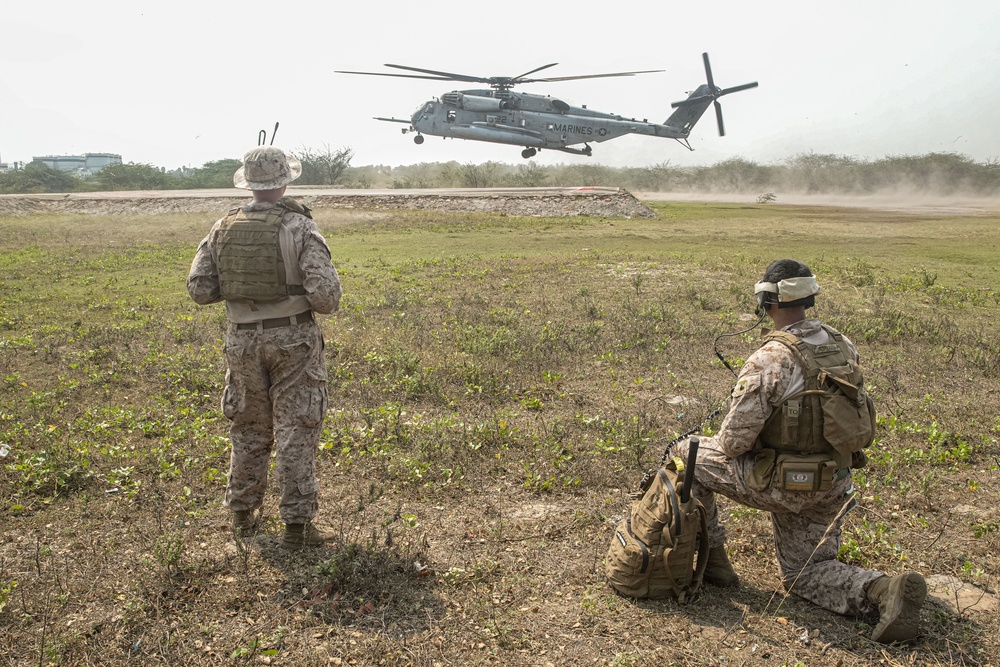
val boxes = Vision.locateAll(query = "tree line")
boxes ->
[371,153,1000,196]
[0,146,354,194]
[2,150,999,197]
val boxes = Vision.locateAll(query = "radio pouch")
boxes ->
[605,456,708,602]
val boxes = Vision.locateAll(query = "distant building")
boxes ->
[32,152,122,177]
[0,155,20,172]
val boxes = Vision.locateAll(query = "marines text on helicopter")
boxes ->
[336,53,757,159]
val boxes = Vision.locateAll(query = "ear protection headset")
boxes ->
[716,273,823,378]
[753,276,821,315]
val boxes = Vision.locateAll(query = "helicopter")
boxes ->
[336,53,757,159]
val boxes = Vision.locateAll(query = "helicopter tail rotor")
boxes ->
[669,52,758,136]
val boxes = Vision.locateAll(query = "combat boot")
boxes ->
[231,510,259,538]
[283,522,333,550]
[704,547,740,587]
[866,572,927,643]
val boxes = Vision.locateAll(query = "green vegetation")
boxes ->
[3,151,1000,196]
[0,201,997,665]
[0,145,354,193]
[350,152,1000,195]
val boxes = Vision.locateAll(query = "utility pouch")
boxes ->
[746,449,777,491]
[776,453,839,492]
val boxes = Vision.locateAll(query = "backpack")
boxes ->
[605,445,709,602]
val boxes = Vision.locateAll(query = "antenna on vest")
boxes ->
[257,122,281,146]
[681,437,699,503]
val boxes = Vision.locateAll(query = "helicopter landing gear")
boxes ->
[554,143,594,157]
[413,134,425,145]
[521,147,537,159]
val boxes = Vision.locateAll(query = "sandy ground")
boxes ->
[0,186,625,200]
[634,190,1000,215]
[3,187,998,216]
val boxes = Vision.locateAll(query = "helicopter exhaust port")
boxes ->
[521,148,537,159]
[414,134,425,145]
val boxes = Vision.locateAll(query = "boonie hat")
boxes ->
[233,146,302,190]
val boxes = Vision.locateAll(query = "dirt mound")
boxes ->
[0,190,655,218]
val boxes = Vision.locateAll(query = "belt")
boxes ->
[235,310,313,331]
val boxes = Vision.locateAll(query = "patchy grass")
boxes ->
[1,201,998,666]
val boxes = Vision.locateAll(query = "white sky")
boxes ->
[2,0,999,171]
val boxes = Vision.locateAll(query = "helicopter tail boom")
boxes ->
[662,85,714,137]
[663,53,758,138]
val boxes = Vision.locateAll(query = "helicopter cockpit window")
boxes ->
[424,103,434,113]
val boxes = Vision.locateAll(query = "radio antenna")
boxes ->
[257,122,280,146]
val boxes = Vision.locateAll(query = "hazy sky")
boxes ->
[3,1,999,171]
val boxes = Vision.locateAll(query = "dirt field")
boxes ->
[0,187,654,218]
[4,186,997,218]
[1,194,998,666]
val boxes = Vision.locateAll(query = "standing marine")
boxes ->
[187,146,342,549]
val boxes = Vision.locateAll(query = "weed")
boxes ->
[153,532,185,573]
[840,518,907,567]
[0,579,16,613]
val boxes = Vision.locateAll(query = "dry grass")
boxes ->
[1,201,998,666]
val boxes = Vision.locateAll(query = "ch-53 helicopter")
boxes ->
[336,53,757,159]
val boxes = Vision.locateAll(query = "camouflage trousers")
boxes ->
[221,319,328,524]
[672,437,882,618]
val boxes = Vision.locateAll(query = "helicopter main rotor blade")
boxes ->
[512,63,559,79]
[526,69,665,84]
[715,101,725,136]
[383,63,486,84]
[336,69,461,82]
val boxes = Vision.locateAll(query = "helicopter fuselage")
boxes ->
[347,54,757,159]
[406,88,703,156]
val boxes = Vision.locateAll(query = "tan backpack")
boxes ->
[605,440,709,602]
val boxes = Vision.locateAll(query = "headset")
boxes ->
[714,274,822,377]
[753,275,821,315]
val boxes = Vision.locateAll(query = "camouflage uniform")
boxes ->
[187,201,341,524]
[673,318,882,617]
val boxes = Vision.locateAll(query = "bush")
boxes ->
[291,145,354,186]
[0,161,83,194]
[94,162,174,191]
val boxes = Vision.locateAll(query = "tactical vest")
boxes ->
[756,325,877,469]
[215,199,311,307]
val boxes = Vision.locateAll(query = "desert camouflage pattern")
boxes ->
[187,201,340,525]
[233,146,303,190]
[673,318,882,617]
[221,320,327,523]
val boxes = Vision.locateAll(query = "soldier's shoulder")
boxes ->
[279,197,313,219]
[751,339,798,368]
